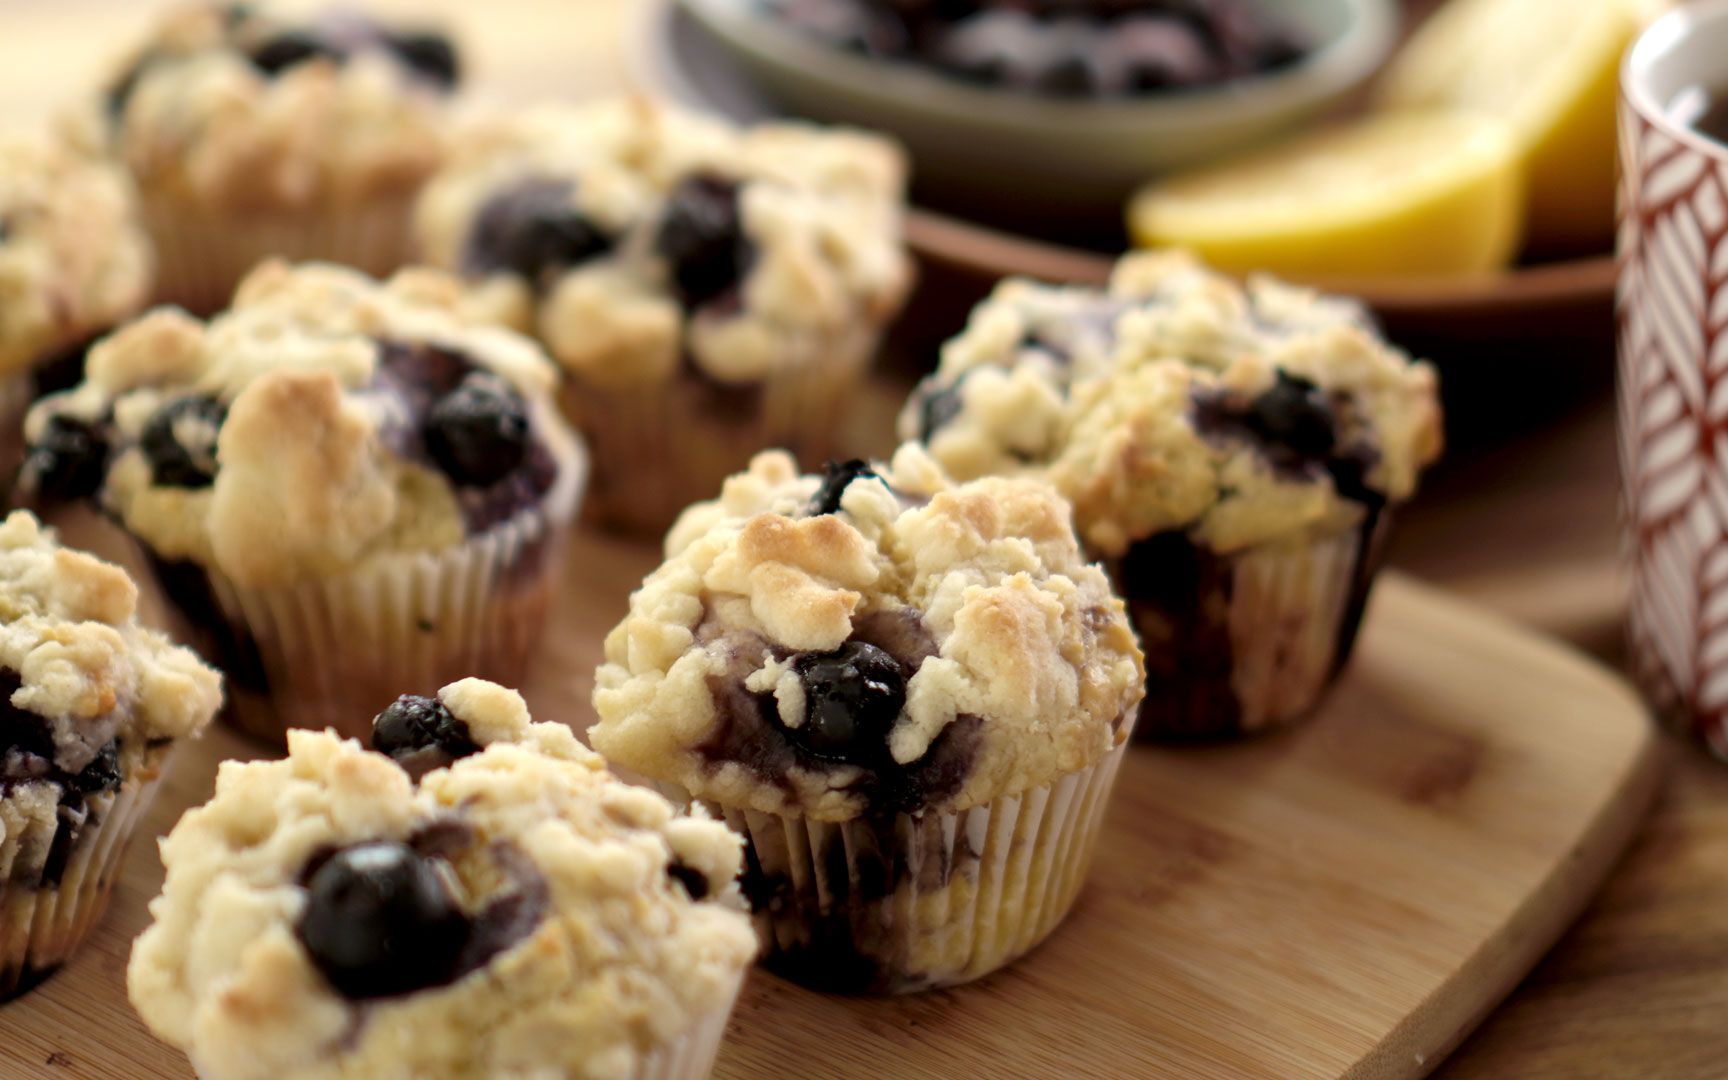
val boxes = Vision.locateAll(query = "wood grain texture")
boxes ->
[0,517,1661,1079]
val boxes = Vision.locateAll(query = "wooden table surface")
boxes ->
[0,1,1722,1077]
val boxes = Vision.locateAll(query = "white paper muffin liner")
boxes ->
[559,320,881,535]
[0,747,170,999]
[1110,513,1393,741]
[651,729,1133,995]
[632,980,744,1080]
[150,440,586,745]
[140,189,418,316]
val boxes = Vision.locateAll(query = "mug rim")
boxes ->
[1623,0,1728,163]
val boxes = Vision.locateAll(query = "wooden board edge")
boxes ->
[1345,576,1669,1080]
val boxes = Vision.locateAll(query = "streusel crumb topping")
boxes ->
[900,251,1443,555]
[591,447,1145,821]
[129,685,754,1080]
[0,511,221,785]
[23,260,580,588]
[416,99,911,387]
[71,2,457,211]
[0,135,151,373]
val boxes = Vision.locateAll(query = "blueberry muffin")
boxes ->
[592,448,1144,992]
[0,134,153,479]
[19,261,586,744]
[72,1,461,314]
[416,99,913,532]
[129,679,756,1080]
[0,510,222,998]
[900,250,1442,739]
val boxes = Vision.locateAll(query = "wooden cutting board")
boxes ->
[0,526,1661,1080]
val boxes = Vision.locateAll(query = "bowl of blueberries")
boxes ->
[678,0,1395,230]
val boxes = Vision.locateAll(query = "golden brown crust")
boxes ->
[415,99,912,387]
[0,135,152,374]
[26,261,581,588]
[899,251,1444,555]
[128,683,754,1080]
[76,3,454,214]
[0,511,221,811]
[591,448,1145,821]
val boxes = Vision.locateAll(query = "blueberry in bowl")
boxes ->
[672,0,1395,228]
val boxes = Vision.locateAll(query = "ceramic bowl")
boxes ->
[679,0,1396,230]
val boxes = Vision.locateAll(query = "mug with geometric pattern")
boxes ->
[1619,0,1728,759]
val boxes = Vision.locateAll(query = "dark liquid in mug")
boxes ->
[1674,84,1728,146]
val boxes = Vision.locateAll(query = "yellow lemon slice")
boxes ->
[1127,110,1523,279]
[1375,0,1640,252]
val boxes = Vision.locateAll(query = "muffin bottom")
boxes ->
[653,733,1132,995]
[564,322,879,535]
[1108,510,1394,742]
[146,496,575,746]
[139,190,416,316]
[0,747,170,999]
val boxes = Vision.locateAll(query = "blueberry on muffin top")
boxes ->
[898,251,1443,555]
[0,511,223,873]
[19,261,583,589]
[80,2,458,211]
[415,99,913,388]
[128,679,754,1080]
[591,447,1146,821]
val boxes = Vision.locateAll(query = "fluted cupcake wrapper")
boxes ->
[0,748,171,999]
[633,982,743,1080]
[559,320,881,535]
[1109,512,1394,742]
[139,190,417,316]
[651,732,1133,995]
[150,453,586,745]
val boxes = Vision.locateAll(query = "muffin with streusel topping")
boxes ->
[592,447,1145,993]
[18,260,586,744]
[900,251,1443,740]
[129,678,755,1080]
[416,99,913,532]
[0,134,153,479]
[0,510,222,999]
[72,1,461,314]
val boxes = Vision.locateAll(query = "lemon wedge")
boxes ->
[1127,110,1523,279]
[1376,0,1640,252]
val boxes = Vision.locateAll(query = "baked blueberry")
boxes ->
[805,459,881,517]
[69,740,122,796]
[21,416,109,503]
[654,175,755,309]
[789,641,907,763]
[666,858,711,901]
[140,396,227,489]
[296,841,469,1000]
[424,374,531,488]
[385,32,460,88]
[1247,372,1336,461]
[461,179,611,292]
[913,377,967,442]
[372,694,480,765]
[247,31,344,78]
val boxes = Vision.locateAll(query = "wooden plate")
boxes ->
[0,525,1662,1079]
[632,1,1618,349]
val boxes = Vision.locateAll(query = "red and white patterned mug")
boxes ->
[1620,0,1728,759]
